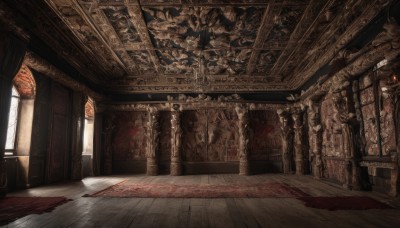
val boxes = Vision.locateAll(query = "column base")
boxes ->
[239,161,250,175]
[146,158,158,176]
[170,162,182,176]
[295,159,303,175]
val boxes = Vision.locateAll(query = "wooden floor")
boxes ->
[3,174,400,228]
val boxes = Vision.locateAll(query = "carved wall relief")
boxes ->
[324,159,347,184]
[110,111,148,161]
[207,109,239,161]
[321,93,342,157]
[159,111,172,162]
[249,110,282,161]
[360,74,396,156]
[379,80,396,155]
[181,109,239,162]
[181,110,207,161]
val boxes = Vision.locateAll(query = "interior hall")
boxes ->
[1,0,400,227]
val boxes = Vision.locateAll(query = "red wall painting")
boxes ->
[158,111,172,161]
[111,111,148,161]
[249,110,282,161]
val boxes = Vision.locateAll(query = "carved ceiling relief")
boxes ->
[46,0,126,79]
[103,6,142,44]
[33,0,391,93]
[127,50,157,74]
[264,5,305,44]
[254,50,282,75]
[143,6,264,76]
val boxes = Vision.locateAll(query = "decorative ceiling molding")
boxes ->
[23,51,105,101]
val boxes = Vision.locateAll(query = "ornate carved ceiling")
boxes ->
[8,0,392,94]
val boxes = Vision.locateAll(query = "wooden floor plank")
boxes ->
[3,174,399,228]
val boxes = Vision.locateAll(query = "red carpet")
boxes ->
[0,196,71,225]
[297,196,393,210]
[85,181,309,198]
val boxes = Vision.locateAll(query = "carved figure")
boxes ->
[278,109,294,174]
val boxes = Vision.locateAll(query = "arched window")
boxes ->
[5,86,20,155]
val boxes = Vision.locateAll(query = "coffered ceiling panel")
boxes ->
[28,0,388,94]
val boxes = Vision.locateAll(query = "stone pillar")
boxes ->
[0,33,27,196]
[170,105,182,176]
[307,100,323,179]
[70,92,85,180]
[293,108,305,175]
[146,106,159,176]
[278,109,294,174]
[235,104,250,175]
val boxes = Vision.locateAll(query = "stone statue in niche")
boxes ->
[278,109,294,174]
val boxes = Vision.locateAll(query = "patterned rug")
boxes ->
[0,196,71,225]
[84,181,309,198]
[297,196,393,210]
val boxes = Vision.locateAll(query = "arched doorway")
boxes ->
[82,97,94,177]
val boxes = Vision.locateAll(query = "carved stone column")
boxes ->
[170,105,182,176]
[70,92,85,180]
[235,104,250,175]
[146,107,159,176]
[307,100,323,179]
[332,84,361,190]
[278,109,294,174]
[293,108,305,175]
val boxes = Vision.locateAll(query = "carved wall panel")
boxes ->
[379,81,396,155]
[324,159,346,183]
[181,109,240,162]
[158,111,172,161]
[362,103,378,155]
[207,109,239,161]
[249,110,282,161]
[181,110,207,161]
[321,93,343,157]
[111,111,148,160]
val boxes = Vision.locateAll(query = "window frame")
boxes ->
[4,86,21,156]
